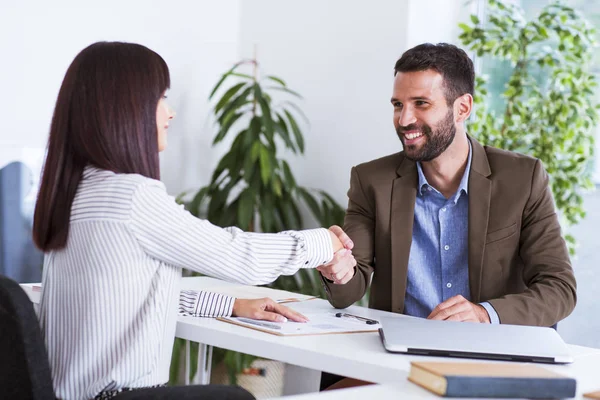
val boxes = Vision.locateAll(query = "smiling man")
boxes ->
[320,43,576,329]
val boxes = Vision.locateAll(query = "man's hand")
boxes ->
[317,248,357,284]
[232,298,308,323]
[427,295,491,323]
[328,225,354,252]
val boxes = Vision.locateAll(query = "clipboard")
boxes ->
[217,311,379,337]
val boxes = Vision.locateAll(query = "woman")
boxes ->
[33,42,355,400]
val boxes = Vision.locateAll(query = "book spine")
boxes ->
[445,377,576,398]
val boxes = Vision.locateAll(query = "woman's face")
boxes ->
[157,94,175,152]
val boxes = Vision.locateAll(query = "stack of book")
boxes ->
[408,361,576,398]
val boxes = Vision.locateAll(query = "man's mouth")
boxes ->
[403,130,424,140]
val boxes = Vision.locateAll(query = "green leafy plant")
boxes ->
[172,59,345,384]
[459,0,599,254]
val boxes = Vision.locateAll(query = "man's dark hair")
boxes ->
[394,43,474,105]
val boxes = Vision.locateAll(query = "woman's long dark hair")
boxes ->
[33,41,170,251]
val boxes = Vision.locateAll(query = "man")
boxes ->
[319,43,576,330]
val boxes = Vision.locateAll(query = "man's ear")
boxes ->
[454,93,473,123]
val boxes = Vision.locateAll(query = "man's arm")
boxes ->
[321,166,376,309]
[487,159,577,326]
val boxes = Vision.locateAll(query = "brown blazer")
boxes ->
[324,137,576,327]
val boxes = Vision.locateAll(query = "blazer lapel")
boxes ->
[467,137,492,303]
[390,157,417,313]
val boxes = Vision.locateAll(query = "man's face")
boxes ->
[391,70,456,162]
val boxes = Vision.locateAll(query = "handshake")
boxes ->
[319,225,357,285]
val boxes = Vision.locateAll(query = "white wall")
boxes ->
[238,0,471,223]
[1,0,472,211]
[1,0,241,195]
[406,0,473,48]
[239,0,408,216]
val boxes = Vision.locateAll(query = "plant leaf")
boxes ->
[297,187,322,222]
[275,113,296,152]
[265,75,287,86]
[259,146,272,185]
[213,112,244,145]
[214,82,247,114]
[265,85,303,99]
[237,188,255,231]
[284,109,305,153]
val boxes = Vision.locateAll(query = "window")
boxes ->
[477,0,600,180]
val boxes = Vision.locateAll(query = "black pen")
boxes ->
[335,312,379,325]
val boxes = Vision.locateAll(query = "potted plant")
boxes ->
[170,58,345,387]
[459,0,599,254]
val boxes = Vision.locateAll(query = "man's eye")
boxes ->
[416,101,427,106]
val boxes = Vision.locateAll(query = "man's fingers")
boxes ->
[335,267,355,285]
[428,296,468,319]
[445,313,467,322]
[333,255,356,280]
[319,250,354,278]
[329,225,354,250]
[429,303,463,320]
[428,295,466,319]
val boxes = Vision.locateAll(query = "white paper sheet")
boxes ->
[219,310,379,336]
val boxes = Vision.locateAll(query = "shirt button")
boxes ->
[447,282,452,288]
[441,207,446,212]
[427,187,432,191]
[444,245,450,250]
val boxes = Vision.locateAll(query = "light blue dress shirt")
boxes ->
[404,143,500,324]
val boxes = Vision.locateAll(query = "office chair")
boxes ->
[0,274,254,400]
[0,274,55,400]
[115,384,255,399]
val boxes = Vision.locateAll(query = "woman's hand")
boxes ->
[328,225,354,252]
[232,297,309,323]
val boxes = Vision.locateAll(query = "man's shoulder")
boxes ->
[354,152,405,175]
[484,145,539,175]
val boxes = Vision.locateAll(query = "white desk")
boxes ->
[178,277,600,398]
[21,278,600,399]
[270,383,430,400]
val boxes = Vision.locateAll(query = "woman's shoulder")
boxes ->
[81,165,166,192]
[73,166,168,218]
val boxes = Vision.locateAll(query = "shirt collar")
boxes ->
[416,140,473,202]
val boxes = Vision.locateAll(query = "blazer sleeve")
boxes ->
[323,166,376,308]
[487,159,577,326]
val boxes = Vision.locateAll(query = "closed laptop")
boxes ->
[379,316,573,364]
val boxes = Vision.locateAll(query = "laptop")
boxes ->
[379,316,573,364]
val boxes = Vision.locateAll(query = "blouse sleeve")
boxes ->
[179,290,235,318]
[130,182,334,285]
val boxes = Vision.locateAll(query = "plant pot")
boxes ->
[210,359,285,399]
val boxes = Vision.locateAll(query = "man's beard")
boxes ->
[397,109,456,162]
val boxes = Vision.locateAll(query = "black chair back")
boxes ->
[0,275,55,400]
[115,384,255,400]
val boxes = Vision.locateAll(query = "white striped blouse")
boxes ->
[39,166,334,400]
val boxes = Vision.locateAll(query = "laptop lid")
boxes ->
[379,316,573,364]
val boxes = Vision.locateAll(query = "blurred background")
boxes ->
[1,0,598,355]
